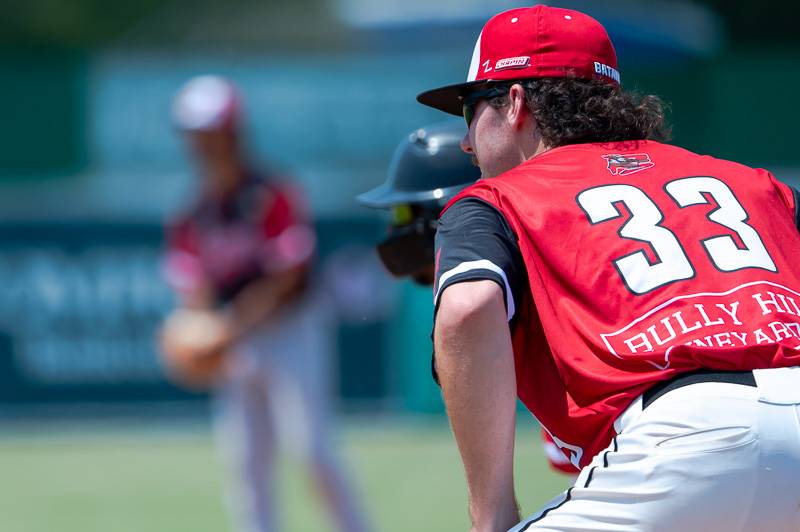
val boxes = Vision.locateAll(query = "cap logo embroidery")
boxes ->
[482,59,493,73]
[495,56,530,71]
[602,154,654,176]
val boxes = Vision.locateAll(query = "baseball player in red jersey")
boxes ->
[417,5,800,531]
[164,75,369,532]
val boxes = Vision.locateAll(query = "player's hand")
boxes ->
[158,308,234,390]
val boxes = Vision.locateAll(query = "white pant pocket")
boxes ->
[654,425,756,454]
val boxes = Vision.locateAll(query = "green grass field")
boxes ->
[0,418,572,532]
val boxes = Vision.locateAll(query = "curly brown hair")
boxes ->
[488,78,670,147]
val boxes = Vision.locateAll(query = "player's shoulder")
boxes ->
[532,139,770,179]
[248,169,305,206]
[649,141,765,172]
[654,143,780,193]
[534,139,682,167]
[442,180,498,217]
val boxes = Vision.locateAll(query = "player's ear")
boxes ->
[507,84,529,131]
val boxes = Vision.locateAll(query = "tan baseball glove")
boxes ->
[158,308,233,391]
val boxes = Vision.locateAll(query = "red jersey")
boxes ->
[164,174,315,305]
[439,140,800,468]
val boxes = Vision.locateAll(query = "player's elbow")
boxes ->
[435,280,506,335]
[433,279,513,386]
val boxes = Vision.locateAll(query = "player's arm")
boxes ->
[432,198,524,532]
[225,261,308,340]
[436,281,519,532]
[162,221,218,310]
[225,187,316,341]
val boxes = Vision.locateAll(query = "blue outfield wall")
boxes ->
[0,218,397,407]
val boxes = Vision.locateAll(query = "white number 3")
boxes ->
[577,176,776,294]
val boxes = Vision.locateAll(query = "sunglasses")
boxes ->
[461,85,511,127]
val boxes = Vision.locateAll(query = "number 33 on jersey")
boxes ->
[577,176,776,295]
[441,140,800,467]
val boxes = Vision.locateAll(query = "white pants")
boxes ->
[213,295,367,532]
[512,366,800,532]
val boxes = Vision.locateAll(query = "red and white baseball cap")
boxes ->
[172,75,241,132]
[417,5,619,116]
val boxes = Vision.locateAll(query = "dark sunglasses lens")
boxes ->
[463,103,474,127]
[462,86,507,127]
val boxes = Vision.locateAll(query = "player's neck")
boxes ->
[520,125,549,163]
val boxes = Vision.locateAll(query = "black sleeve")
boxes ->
[433,197,524,321]
[430,197,523,385]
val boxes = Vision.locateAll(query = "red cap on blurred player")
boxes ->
[417,5,619,116]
